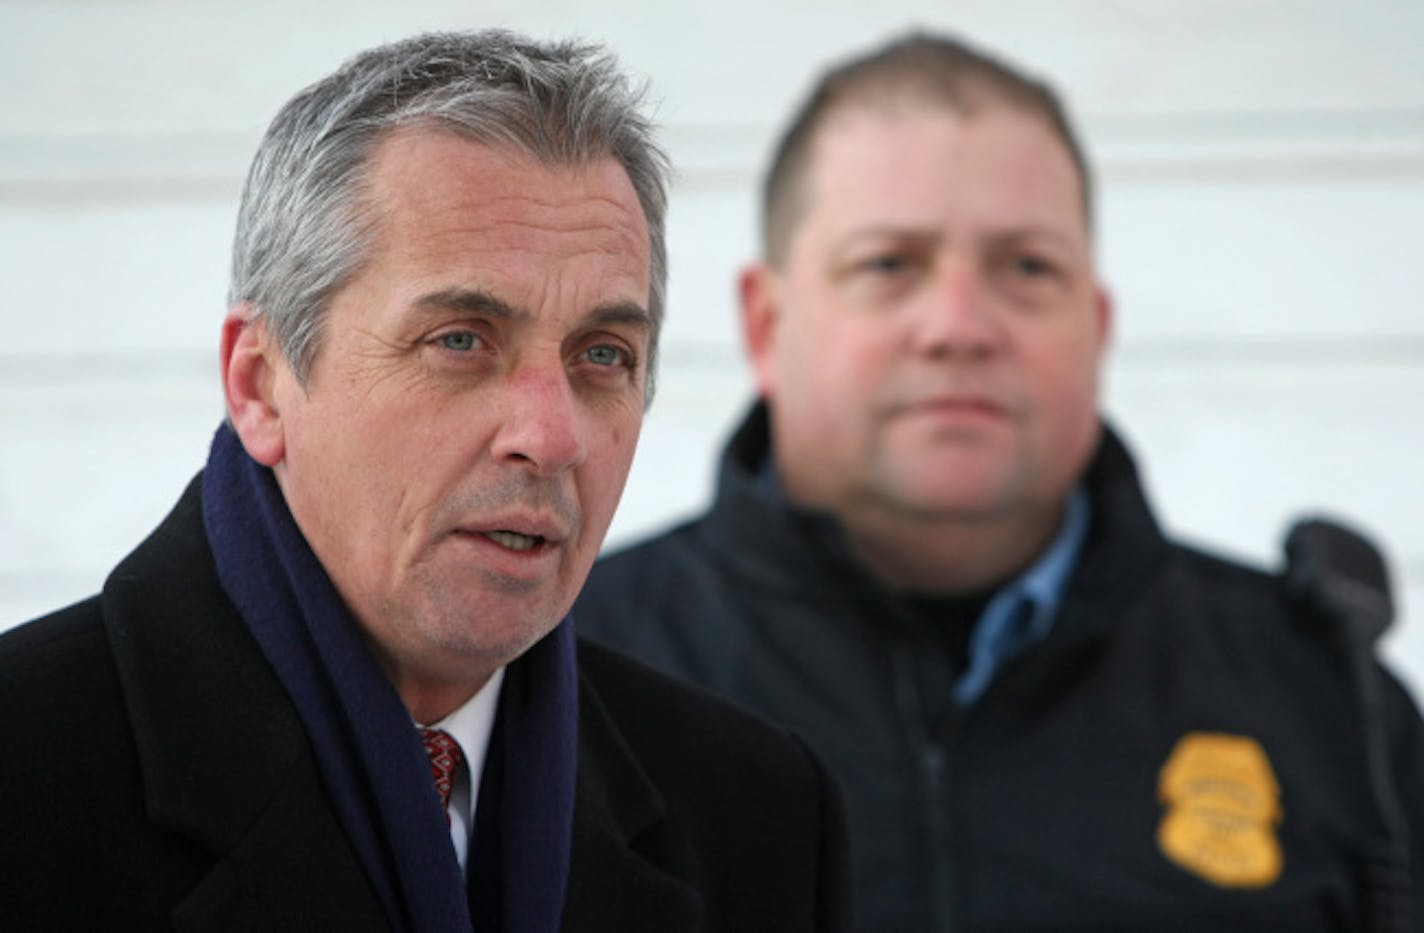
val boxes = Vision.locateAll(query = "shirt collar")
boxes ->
[954,486,1091,705]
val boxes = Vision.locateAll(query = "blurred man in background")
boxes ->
[578,31,1424,931]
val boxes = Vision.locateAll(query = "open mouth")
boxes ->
[481,530,546,553]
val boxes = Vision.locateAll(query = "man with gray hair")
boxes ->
[578,30,1424,931]
[0,31,849,931]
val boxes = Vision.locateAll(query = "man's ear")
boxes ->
[739,262,781,399]
[220,307,286,467]
[1094,282,1114,351]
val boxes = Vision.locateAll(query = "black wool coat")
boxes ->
[0,477,852,932]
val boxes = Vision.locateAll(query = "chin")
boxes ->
[901,496,1003,523]
[887,460,1006,500]
[430,617,553,668]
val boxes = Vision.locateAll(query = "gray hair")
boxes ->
[229,30,670,395]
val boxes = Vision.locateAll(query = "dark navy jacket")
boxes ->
[578,403,1424,932]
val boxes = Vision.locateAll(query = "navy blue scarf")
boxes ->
[201,423,578,932]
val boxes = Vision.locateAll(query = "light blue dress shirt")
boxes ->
[954,487,1091,705]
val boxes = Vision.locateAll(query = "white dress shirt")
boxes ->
[421,666,505,871]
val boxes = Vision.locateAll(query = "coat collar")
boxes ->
[104,478,304,848]
[102,476,387,928]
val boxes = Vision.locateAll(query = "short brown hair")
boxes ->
[762,31,1092,266]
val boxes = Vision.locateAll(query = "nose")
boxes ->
[910,259,1004,360]
[490,361,588,475]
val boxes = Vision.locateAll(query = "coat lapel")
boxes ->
[103,479,383,929]
[563,668,702,932]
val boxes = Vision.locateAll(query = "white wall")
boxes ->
[3,1,1422,694]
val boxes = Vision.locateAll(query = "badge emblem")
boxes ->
[1157,732,1283,888]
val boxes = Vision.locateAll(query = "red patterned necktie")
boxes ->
[418,727,465,824]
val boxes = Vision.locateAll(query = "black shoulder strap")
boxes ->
[1285,517,1393,650]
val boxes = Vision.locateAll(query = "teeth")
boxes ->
[483,530,541,552]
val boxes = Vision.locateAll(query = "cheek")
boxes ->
[603,416,637,454]
[318,406,446,542]
[779,315,889,401]
[1025,340,1103,441]
[1022,316,1103,384]
[585,416,641,510]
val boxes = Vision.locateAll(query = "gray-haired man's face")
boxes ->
[227,128,653,716]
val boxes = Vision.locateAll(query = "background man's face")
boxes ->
[268,129,652,694]
[751,105,1109,542]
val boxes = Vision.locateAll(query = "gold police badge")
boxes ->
[1157,732,1284,888]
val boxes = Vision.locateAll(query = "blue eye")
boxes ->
[585,344,626,367]
[437,331,478,351]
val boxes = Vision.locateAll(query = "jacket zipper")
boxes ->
[891,641,959,931]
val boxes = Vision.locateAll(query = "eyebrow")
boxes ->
[835,226,937,247]
[840,223,1077,244]
[583,302,654,335]
[413,287,652,333]
[414,287,521,320]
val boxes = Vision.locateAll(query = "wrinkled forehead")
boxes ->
[358,129,648,263]
[364,125,630,214]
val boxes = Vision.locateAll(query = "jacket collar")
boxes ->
[704,401,1171,630]
[701,402,869,594]
[1055,420,1172,637]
